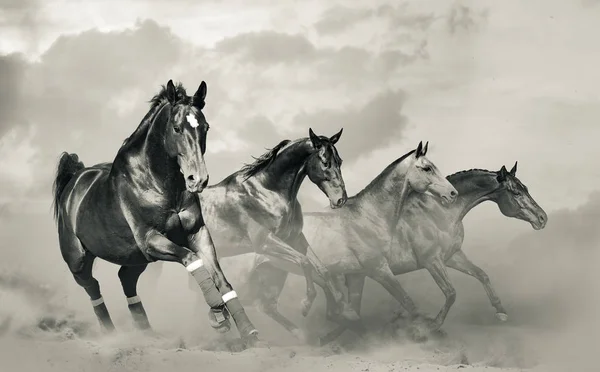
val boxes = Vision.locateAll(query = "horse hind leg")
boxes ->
[118,264,151,330]
[61,234,115,332]
[250,263,308,343]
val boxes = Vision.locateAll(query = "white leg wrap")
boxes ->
[222,290,238,303]
[185,259,204,272]
[127,295,141,305]
[91,297,104,307]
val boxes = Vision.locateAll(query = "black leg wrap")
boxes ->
[92,302,115,332]
[128,302,151,330]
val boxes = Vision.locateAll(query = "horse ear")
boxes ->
[309,128,323,149]
[166,80,177,103]
[510,161,517,176]
[422,141,429,156]
[329,128,343,145]
[192,81,207,109]
[194,81,207,102]
[497,165,508,182]
[415,141,424,158]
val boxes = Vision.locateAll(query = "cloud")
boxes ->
[0,15,424,202]
[313,6,374,36]
[292,89,408,163]
[215,31,317,65]
[446,3,489,34]
[0,19,188,195]
[0,53,27,136]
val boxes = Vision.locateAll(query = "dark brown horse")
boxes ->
[52,80,260,348]
[145,129,358,342]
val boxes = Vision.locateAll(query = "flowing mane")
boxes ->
[119,82,189,151]
[240,139,292,179]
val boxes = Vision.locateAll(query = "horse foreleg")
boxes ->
[424,257,456,330]
[255,232,321,318]
[318,274,366,346]
[368,261,419,319]
[118,264,151,330]
[187,226,260,344]
[446,250,507,321]
[249,262,310,343]
[144,229,257,343]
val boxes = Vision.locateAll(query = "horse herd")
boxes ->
[51,80,547,350]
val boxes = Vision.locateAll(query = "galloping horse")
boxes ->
[52,80,260,347]
[315,162,548,344]
[146,129,357,341]
[241,141,459,339]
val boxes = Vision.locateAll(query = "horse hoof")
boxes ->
[301,299,313,317]
[495,312,508,322]
[339,308,360,322]
[243,332,269,349]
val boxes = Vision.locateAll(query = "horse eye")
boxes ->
[173,126,182,134]
[423,166,432,172]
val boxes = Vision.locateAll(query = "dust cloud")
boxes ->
[0,192,598,372]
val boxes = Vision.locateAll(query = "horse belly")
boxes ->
[76,189,148,265]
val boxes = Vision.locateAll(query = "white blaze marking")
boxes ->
[186,113,199,128]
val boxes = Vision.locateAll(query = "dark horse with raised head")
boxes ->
[145,128,357,342]
[52,80,260,348]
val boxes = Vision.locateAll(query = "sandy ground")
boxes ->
[1,206,599,372]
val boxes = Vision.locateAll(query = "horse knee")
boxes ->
[446,288,457,304]
[257,299,278,315]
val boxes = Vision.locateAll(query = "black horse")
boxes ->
[52,80,260,348]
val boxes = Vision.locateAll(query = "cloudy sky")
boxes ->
[0,0,598,216]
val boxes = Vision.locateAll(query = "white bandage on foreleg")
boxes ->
[127,295,141,305]
[185,259,204,272]
[222,290,238,303]
[91,297,104,307]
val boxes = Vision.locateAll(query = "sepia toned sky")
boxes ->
[0,0,598,216]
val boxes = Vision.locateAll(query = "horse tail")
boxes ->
[52,152,85,222]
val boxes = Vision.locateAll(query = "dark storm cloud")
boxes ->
[292,89,408,163]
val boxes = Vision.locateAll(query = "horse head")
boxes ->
[495,162,547,230]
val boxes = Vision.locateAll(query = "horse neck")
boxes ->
[447,169,501,221]
[354,158,412,225]
[112,102,181,193]
[260,139,313,201]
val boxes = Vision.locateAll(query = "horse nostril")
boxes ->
[450,190,457,197]
[539,215,545,222]
[336,198,344,206]
[187,174,195,182]
[201,177,209,189]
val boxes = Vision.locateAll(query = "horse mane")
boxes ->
[119,82,189,151]
[355,149,416,197]
[446,168,496,182]
[240,139,292,179]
